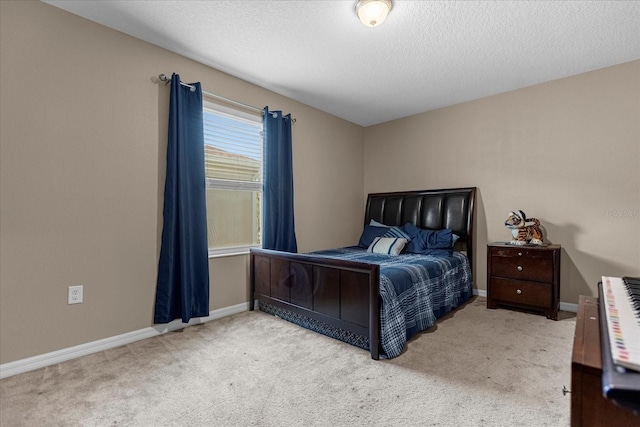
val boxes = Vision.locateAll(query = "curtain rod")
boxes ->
[158,74,296,122]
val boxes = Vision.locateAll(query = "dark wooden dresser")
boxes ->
[571,295,639,426]
[487,242,560,320]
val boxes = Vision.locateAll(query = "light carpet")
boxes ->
[0,297,577,426]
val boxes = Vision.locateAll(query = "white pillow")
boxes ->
[367,237,407,256]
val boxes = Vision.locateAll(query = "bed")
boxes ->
[249,187,476,359]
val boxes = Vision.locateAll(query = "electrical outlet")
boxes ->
[68,285,83,304]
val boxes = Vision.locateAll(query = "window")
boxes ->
[203,101,263,257]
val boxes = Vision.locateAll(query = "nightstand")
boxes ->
[487,242,561,320]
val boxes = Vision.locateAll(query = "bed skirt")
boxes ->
[258,302,370,352]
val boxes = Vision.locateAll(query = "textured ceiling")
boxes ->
[44,1,640,126]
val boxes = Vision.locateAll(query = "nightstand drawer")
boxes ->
[490,254,553,282]
[489,277,552,308]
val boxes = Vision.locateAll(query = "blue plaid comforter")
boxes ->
[308,247,473,358]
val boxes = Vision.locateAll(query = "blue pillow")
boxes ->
[358,225,389,248]
[402,223,454,254]
[383,226,411,241]
[423,228,453,249]
[402,223,425,254]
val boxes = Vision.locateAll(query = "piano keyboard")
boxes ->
[601,276,640,373]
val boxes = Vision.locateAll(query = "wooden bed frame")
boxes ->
[249,187,476,359]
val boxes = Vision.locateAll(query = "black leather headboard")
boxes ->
[364,187,476,270]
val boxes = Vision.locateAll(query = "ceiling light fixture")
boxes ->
[356,0,392,27]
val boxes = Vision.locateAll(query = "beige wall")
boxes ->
[0,1,364,364]
[364,60,640,303]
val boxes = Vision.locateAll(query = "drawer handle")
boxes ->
[517,266,523,272]
[516,289,522,295]
[518,252,523,256]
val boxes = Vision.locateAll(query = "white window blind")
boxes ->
[203,101,263,256]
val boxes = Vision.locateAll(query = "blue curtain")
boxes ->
[154,73,209,324]
[262,107,298,252]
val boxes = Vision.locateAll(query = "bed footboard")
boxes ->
[249,248,381,359]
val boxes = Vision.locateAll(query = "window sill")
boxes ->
[208,245,259,259]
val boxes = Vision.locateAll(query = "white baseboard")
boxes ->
[473,289,487,297]
[0,302,249,379]
[559,302,578,313]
